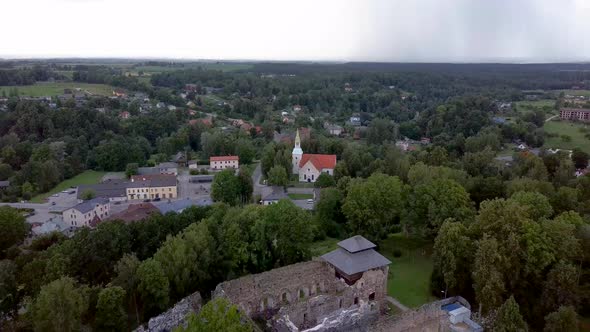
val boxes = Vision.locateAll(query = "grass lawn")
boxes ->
[31,170,107,203]
[0,82,115,97]
[558,89,590,97]
[379,233,436,308]
[543,120,590,153]
[310,237,340,257]
[288,193,314,200]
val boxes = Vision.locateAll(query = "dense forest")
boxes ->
[0,61,589,331]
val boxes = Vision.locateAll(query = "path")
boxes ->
[545,114,558,122]
[386,296,409,312]
[252,163,266,197]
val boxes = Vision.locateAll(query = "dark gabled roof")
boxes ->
[129,174,176,188]
[262,186,288,201]
[71,197,109,214]
[158,162,177,169]
[321,247,391,275]
[337,235,376,253]
[77,180,128,199]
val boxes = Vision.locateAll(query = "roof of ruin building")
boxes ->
[322,245,391,275]
[337,235,376,253]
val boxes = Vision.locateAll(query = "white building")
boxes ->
[62,197,110,228]
[292,129,337,182]
[210,156,239,170]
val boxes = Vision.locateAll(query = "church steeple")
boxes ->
[292,129,303,174]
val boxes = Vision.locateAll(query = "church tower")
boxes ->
[292,129,303,174]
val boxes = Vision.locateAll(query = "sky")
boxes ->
[1,0,590,63]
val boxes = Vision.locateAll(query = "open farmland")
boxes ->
[0,82,114,97]
[543,120,590,153]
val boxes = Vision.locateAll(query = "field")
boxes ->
[309,233,435,308]
[288,193,314,200]
[0,82,114,97]
[31,170,107,203]
[543,120,590,153]
[379,234,436,308]
[514,99,557,118]
[558,89,590,97]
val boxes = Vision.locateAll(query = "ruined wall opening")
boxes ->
[281,291,290,303]
[369,292,375,301]
[339,299,343,308]
[354,297,359,305]
[299,289,306,299]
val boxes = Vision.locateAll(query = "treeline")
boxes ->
[0,66,56,86]
[0,199,313,331]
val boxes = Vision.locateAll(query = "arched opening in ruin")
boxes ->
[299,289,306,299]
[339,299,343,308]
[281,291,290,303]
[354,297,359,305]
[316,282,322,293]
[369,292,375,301]
[303,313,308,322]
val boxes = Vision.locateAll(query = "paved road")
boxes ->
[252,163,266,197]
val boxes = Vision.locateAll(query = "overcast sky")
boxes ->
[2,0,589,62]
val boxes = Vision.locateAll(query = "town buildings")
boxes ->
[559,108,590,122]
[261,186,288,205]
[62,197,110,228]
[292,130,337,182]
[210,155,239,170]
[127,174,178,200]
[137,162,178,176]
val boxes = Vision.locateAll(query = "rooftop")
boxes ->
[70,197,109,214]
[299,154,337,170]
[210,155,239,162]
[155,198,211,214]
[129,174,177,188]
[337,235,377,253]
[321,246,391,276]
[109,203,158,223]
[78,180,128,199]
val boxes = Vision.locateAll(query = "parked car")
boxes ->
[68,190,75,194]
[307,199,314,204]
[143,199,151,202]
[51,202,56,206]
[51,194,59,197]
[114,201,122,205]
[153,197,161,202]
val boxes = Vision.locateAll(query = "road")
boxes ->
[252,163,266,197]
[545,114,558,122]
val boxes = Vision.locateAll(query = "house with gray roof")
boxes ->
[137,162,178,176]
[322,235,391,285]
[77,180,128,202]
[155,198,212,214]
[62,197,110,228]
[261,186,288,205]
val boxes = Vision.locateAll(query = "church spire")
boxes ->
[295,129,301,148]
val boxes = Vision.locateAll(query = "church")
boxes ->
[292,129,337,182]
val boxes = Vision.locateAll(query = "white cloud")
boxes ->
[0,0,588,62]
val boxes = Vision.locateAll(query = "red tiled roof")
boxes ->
[109,203,158,223]
[210,155,239,162]
[299,154,336,170]
[189,118,212,127]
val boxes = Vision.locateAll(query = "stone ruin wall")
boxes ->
[134,291,202,332]
[213,259,389,330]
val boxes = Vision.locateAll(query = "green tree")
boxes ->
[314,173,336,188]
[0,163,13,181]
[211,169,240,205]
[31,277,87,332]
[154,222,216,299]
[80,189,96,200]
[495,295,528,332]
[510,191,553,220]
[137,258,169,316]
[432,221,473,295]
[541,261,579,314]
[267,165,289,187]
[112,254,141,324]
[125,163,139,178]
[543,306,578,332]
[472,235,505,313]
[0,260,18,315]
[178,297,253,332]
[342,173,404,241]
[0,206,28,253]
[237,167,253,204]
[314,188,345,237]
[571,148,589,169]
[404,178,474,238]
[95,286,127,332]
[234,138,255,164]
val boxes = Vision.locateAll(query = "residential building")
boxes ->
[210,156,239,170]
[559,108,590,122]
[292,130,336,182]
[137,162,178,176]
[325,123,343,136]
[349,114,361,126]
[155,198,211,214]
[119,111,130,119]
[62,197,110,228]
[188,160,198,169]
[261,186,288,205]
[77,180,128,202]
[127,174,177,200]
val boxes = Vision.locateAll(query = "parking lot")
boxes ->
[46,188,79,208]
